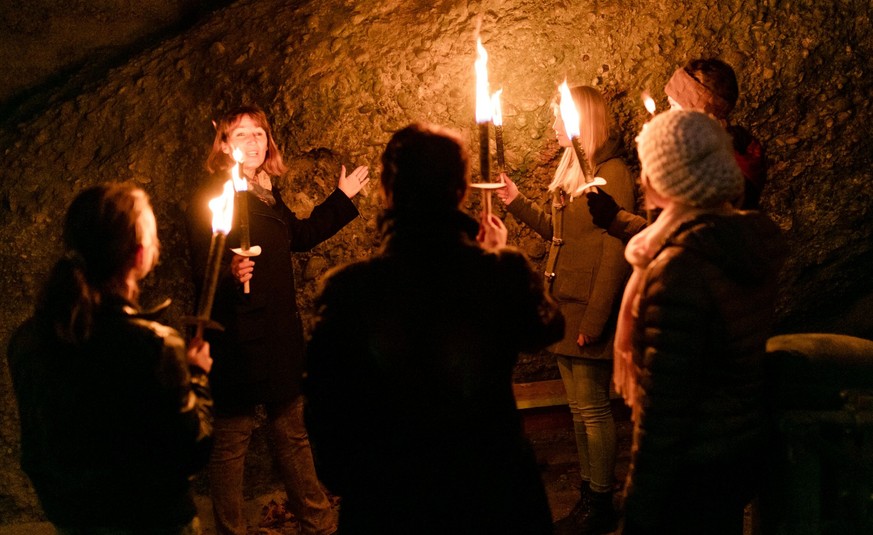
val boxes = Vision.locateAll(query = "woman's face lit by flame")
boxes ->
[222,114,268,175]
[551,104,572,148]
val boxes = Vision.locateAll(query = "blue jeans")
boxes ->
[208,397,337,535]
[556,355,617,493]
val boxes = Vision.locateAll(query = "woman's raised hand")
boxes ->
[337,165,370,198]
[495,173,519,205]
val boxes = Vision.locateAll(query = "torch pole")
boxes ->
[233,189,256,294]
[479,122,490,183]
[479,121,492,217]
[494,124,505,174]
[196,230,227,338]
[570,136,592,184]
[236,191,250,251]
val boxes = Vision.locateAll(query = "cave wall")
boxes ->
[1,0,872,524]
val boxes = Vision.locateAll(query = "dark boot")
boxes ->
[580,489,618,534]
[553,481,592,535]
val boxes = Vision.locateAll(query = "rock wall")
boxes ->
[1,0,872,524]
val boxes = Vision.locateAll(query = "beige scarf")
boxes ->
[613,203,708,421]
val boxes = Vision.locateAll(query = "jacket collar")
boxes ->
[104,295,172,321]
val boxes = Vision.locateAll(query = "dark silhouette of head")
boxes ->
[380,123,470,216]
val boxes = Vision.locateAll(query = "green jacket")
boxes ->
[507,142,634,358]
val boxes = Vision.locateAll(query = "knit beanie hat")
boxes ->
[636,109,743,208]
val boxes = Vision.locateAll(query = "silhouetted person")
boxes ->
[189,104,368,535]
[614,110,786,534]
[8,184,213,534]
[304,123,564,534]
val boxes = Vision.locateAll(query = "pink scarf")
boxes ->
[613,204,706,421]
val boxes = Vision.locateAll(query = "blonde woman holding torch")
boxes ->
[496,85,634,535]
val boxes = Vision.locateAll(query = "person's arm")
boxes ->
[153,328,214,475]
[498,174,554,240]
[609,209,649,243]
[579,161,635,340]
[282,187,360,252]
[586,185,648,243]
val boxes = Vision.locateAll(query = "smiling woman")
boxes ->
[188,103,369,535]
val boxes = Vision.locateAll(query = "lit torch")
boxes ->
[641,92,658,224]
[194,179,235,338]
[559,80,606,195]
[471,37,504,216]
[475,38,491,183]
[491,89,505,173]
[229,147,261,294]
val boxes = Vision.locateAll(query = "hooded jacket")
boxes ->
[622,211,786,528]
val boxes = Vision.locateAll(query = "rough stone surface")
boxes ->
[1,0,872,525]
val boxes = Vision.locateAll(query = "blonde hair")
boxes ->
[549,86,610,197]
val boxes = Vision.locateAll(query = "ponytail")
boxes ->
[36,252,97,344]
[34,184,156,345]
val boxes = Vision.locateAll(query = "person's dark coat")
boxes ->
[304,210,564,534]
[622,211,786,533]
[189,175,357,413]
[8,297,213,529]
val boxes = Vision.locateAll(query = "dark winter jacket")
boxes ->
[8,297,213,529]
[304,210,563,534]
[622,211,786,530]
[189,176,357,413]
[507,137,633,358]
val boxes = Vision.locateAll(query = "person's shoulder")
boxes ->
[598,156,630,171]
[317,257,383,298]
[120,316,185,352]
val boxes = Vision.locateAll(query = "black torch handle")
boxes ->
[479,122,490,182]
[495,125,505,173]
[236,191,250,251]
[571,137,592,183]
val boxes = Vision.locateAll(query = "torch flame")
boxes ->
[475,38,491,124]
[643,92,656,115]
[231,147,247,192]
[209,180,235,234]
[558,80,581,139]
[491,89,503,127]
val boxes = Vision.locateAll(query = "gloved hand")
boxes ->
[586,188,621,229]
